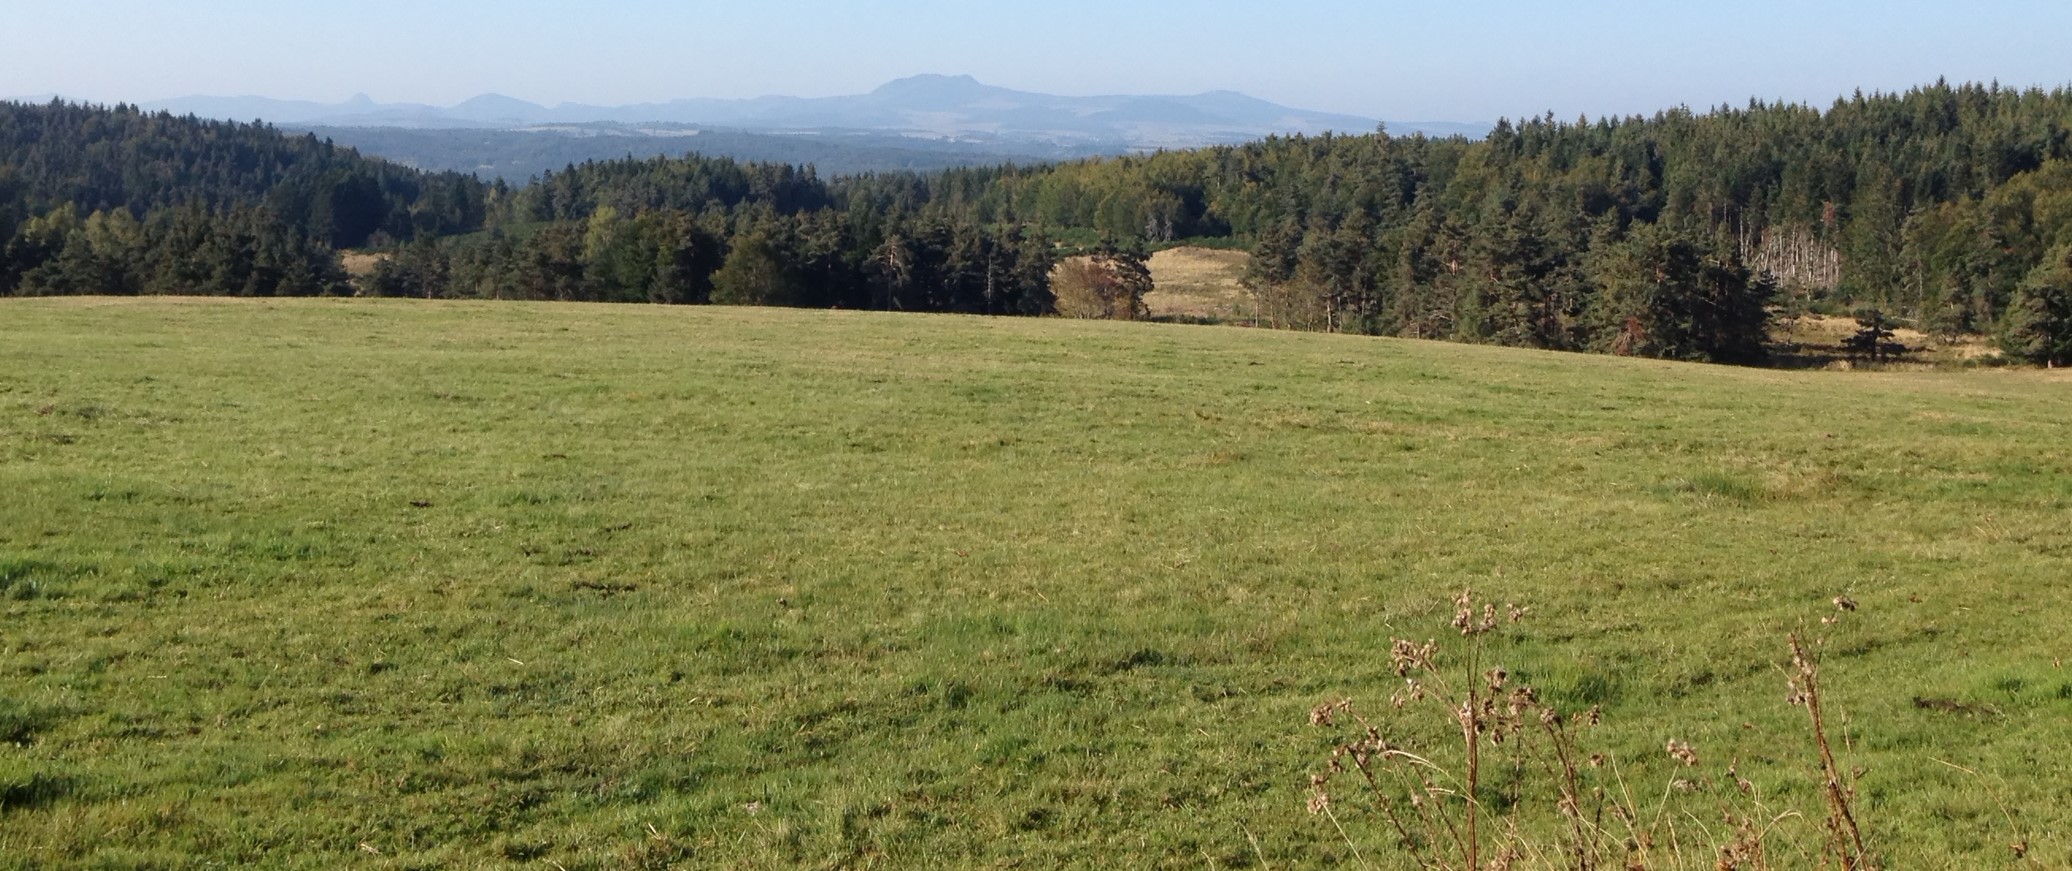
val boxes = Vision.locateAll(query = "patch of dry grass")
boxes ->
[1143,246,1251,323]
[339,251,385,278]
[1774,313,2001,368]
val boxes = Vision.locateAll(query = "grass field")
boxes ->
[2,298,2069,869]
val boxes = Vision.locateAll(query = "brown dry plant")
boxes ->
[1307,589,1888,871]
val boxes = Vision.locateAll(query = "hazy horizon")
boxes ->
[6,0,2072,123]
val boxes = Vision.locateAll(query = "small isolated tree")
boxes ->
[1922,289,1974,346]
[1052,240,1152,320]
[1842,309,1906,362]
[2003,247,2072,367]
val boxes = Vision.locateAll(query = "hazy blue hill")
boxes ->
[1091,97,1227,125]
[446,93,551,125]
[140,75,1485,146]
[863,73,1019,107]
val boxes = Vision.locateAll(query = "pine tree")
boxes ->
[2003,247,2072,366]
[709,233,806,307]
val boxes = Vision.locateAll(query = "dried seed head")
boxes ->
[1666,740,1699,767]
[1314,699,1353,726]
[1832,595,1857,612]
[1391,638,1438,676]
[1785,676,1809,707]
[1728,758,1754,796]
[1392,678,1428,708]
[1506,685,1539,718]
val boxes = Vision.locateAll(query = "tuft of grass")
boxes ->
[1667,470,1771,503]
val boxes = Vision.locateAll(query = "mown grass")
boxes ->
[0,298,2068,869]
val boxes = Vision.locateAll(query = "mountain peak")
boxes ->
[882,73,981,88]
[870,74,997,100]
[454,93,535,108]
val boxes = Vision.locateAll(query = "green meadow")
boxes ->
[1,299,2068,869]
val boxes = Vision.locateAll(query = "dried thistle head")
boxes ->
[1572,705,1603,728]
[1449,590,1503,636]
[1309,701,1339,727]
[1307,788,1331,815]
[1714,814,1767,870]
[1391,638,1439,677]
[1390,678,1428,708]
[1728,758,1754,796]
[1666,739,1700,767]
[1832,594,1857,612]
[1504,685,1538,718]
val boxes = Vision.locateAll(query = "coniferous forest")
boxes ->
[7,80,2072,365]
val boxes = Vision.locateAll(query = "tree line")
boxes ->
[5,82,2072,365]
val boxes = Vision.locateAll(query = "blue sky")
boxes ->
[5,0,2069,122]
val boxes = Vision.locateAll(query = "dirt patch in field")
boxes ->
[1144,247,1251,323]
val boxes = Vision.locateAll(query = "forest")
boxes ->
[4,80,2072,365]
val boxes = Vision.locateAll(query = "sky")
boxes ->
[5,0,2070,122]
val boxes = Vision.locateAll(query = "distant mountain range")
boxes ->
[113,75,1489,147]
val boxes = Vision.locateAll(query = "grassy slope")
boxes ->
[1,299,2068,869]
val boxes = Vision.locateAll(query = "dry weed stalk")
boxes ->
[1786,623,1874,871]
[1309,589,1877,871]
